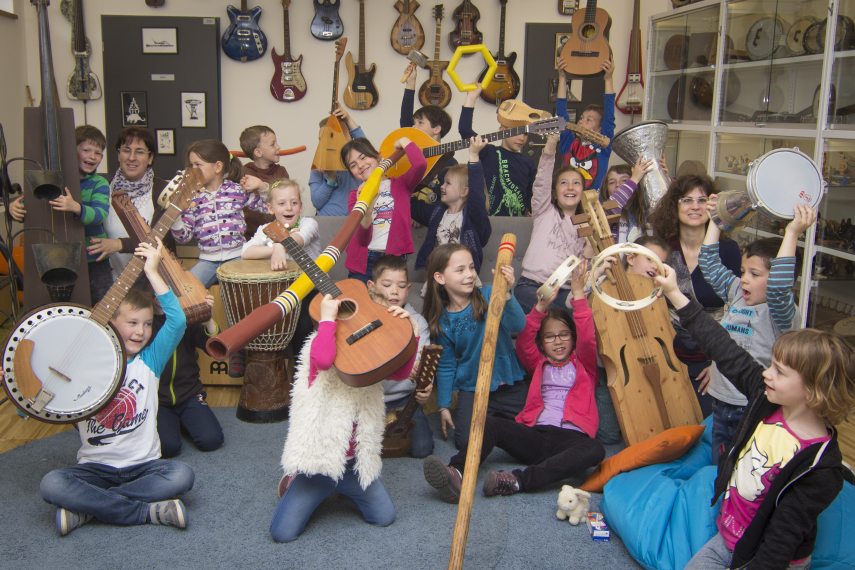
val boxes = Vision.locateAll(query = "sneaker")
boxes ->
[56,508,92,536]
[482,470,520,497]
[148,499,187,529]
[228,351,245,378]
[277,474,294,498]
[423,455,462,504]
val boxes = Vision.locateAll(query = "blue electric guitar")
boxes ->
[222,0,268,62]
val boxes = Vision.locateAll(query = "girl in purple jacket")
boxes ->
[171,140,268,287]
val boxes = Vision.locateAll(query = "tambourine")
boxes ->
[536,255,583,302]
[589,243,665,312]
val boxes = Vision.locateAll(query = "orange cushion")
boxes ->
[580,424,706,493]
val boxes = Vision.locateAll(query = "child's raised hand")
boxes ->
[654,264,678,294]
[468,135,487,159]
[496,264,515,289]
[9,196,26,221]
[464,85,482,106]
[785,205,817,236]
[601,58,614,79]
[240,174,264,192]
[48,188,81,215]
[630,158,656,182]
[394,136,412,150]
[592,255,615,283]
[386,304,411,320]
[658,155,670,179]
[136,237,163,274]
[543,133,560,155]
[570,259,589,297]
[535,284,559,313]
[319,294,341,322]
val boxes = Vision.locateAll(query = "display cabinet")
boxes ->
[646,0,855,331]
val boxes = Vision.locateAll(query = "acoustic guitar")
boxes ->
[379,117,565,180]
[615,0,642,117]
[310,0,344,41]
[478,0,519,106]
[391,0,425,56]
[263,222,417,387]
[382,344,443,458]
[418,5,452,109]
[559,0,611,76]
[343,0,379,110]
[222,0,268,62]
[313,38,350,172]
[449,0,483,51]
[270,0,307,103]
[64,0,101,100]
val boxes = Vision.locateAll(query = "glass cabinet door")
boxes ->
[663,131,710,178]
[647,4,720,124]
[719,0,826,129]
[827,0,855,132]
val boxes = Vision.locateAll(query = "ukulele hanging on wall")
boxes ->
[270,0,307,102]
[343,0,379,110]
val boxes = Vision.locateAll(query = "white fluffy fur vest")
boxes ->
[280,332,385,489]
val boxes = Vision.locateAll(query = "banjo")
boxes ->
[2,168,204,424]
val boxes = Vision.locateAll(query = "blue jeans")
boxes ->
[39,459,194,525]
[514,276,571,316]
[453,381,528,450]
[157,392,225,458]
[711,399,746,464]
[385,395,434,458]
[269,462,395,542]
[686,532,811,569]
[190,258,231,288]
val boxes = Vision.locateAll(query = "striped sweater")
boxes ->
[78,173,110,262]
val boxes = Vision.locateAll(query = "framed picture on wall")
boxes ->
[121,91,148,127]
[181,92,206,128]
[155,129,175,155]
[142,27,177,54]
[555,32,571,69]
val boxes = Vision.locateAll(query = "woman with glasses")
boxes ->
[89,127,173,276]
[649,174,742,416]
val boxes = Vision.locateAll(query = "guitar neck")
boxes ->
[358,0,366,70]
[628,0,641,74]
[282,2,292,59]
[586,0,597,23]
[331,57,341,114]
[497,0,507,58]
[279,232,341,298]
[241,0,248,11]
[426,125,529,157]
[72,0,86,53]
[432,14,442,62]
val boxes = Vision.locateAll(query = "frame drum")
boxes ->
[747,148,823,220]
[217,259,301,422]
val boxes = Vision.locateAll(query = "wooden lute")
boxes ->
[390,0,425,56]
[312,37,350,172]
[263,221,416,387]
[573,191,701,445]
[382,344,443,458]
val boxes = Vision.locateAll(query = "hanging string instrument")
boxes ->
[559,0,611,76]
[207,147,407,359]
[573,191,701,445]
[390,0,425,56]
[2,168,205,424]
[313,37,350,172]
[111,176,211,325]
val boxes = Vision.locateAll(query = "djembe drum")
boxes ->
[217,259,301,422]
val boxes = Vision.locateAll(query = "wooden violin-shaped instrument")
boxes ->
[448,0,483,51]
[313,37,350,172]
[573,191,701,445]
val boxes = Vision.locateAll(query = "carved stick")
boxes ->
[448,234,516,570]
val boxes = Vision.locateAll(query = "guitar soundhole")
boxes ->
[338,299,356,319]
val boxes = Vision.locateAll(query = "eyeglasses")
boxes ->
[678,196,709,206]
[542,331,572,343]
[119,147,151,158]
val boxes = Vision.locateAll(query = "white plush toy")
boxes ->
[555,485,591,525]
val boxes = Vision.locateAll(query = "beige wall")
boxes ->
[5,0,671,212]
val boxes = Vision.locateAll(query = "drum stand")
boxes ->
[236,348,293,423]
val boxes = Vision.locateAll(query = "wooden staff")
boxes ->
[448,234,516,570]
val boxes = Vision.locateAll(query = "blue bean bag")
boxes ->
[601,417,855,570]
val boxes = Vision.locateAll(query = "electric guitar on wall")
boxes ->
[559,0,611,76]
[311,0,344,41]
[448,0,483,51]
[270,0,307,102]
[343,0,379,110]
[62,0,102,100]
[222,0,268,62]
[615,0,643,118]
[418,5,452,109]
[478,0,519,106]
[391,0,425,56]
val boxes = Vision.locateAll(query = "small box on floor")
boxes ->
[586,512,610,541]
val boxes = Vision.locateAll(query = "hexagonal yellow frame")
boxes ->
[446,44,498,92]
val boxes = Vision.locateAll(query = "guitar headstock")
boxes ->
[433,4,444,20]
[412,344,443,387]
[334,37,348,62]
[282,0,291,9]
[527,116,567,136]
[161,167,205,212]
[262,220,292,244]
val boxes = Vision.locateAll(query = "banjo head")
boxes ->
[3,304,126,424]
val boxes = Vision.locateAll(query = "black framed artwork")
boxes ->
[121,91,148,127]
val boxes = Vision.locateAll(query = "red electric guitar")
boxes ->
[615,0,643,118]
[270,0,307,102]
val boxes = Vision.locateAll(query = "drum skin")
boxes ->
[747,148,823,219]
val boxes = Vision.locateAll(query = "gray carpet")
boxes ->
[0,408,640,569]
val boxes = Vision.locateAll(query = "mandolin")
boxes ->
[615,0,642,117]
[448,0,483,51]
[382,344,443,458]
[63,0,101,101]
[379,117,565,180]
[418,5,452,109]
[343,0,379,111]
[270,0,307,102]
[573,191,701,445]
[313,38,351,172]
[391,0,425,56]
[559,0,611,76]
[221,0,268,62]
[263,221,417,387]
[478,0,519,106]
[310,0,344,41]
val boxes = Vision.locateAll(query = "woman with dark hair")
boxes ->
[648,174,741,416]
[88,127,172,276]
